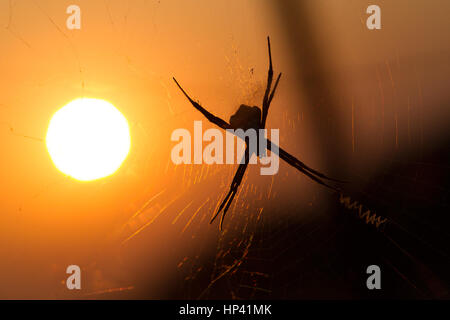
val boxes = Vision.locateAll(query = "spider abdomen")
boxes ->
[229,104,262,131]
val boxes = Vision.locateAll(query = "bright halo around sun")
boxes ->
[46,98,131,181]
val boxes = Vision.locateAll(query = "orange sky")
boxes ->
[0,0,449,298]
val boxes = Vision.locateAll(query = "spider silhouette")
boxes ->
[173,37,343,230]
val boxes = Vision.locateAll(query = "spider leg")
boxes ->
[261,37,274,128]
[173,77,232,130]
[219,189,237,230]
[262,139,345,190]
[278,148,341,192]
[220,163,249,230]
[210,163,247,226]
[210,146,250,230]
[277,146,346,183]
[268,72,282,106]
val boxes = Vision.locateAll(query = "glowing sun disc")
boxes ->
[46,98,131,181]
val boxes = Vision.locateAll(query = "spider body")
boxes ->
[229,104,262,131]
[230,104,264,158]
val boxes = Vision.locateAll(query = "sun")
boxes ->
[46,98,131,181]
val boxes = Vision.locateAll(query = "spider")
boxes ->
[173,37,343,230]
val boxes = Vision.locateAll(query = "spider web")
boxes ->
[1,0,449,299]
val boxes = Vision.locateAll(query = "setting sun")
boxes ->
[46,98,131,181]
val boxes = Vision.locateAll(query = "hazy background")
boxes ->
[0,0,449,298]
